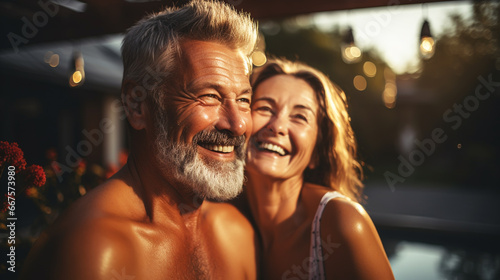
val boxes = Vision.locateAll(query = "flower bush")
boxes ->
[0,142,45,213]
[0,141,27,171]
[0,141,120,275]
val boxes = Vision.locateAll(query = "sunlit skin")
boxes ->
[20,40,257,280]
[247,75,319,181]
[166,40,252,163]
[243,75,394,280]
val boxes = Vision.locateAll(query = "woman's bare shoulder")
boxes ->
[319,194,395,279]
[310,189,378,246]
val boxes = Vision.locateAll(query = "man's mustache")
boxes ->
[193,129,246,147]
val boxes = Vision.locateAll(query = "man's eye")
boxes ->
[201,94,220,100]
[238,98,251,104]
[198,94,221,103]
[197,94,221,106]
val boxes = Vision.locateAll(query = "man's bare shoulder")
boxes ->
[21,209,141,279]
[21,179,158,280]
[203,201,254,233]
[202,201,257,279]
[70,177,147,221]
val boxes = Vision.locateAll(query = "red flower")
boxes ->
[22,164,46,188]
[0,141,27,171]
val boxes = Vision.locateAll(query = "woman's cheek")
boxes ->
[251,115,268,134]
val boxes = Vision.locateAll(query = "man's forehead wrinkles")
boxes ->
[187,76,250,93]
[190,54,245,70]
[191,65,248,77]
[186,45,246,62]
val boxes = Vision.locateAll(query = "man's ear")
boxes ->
[122,81,148,130]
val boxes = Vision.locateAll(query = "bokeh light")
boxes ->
[252,50,267,67]
[49,54,59,67]
[363,61,377,77]
[72,71,83,84]
[353,75,367,91]
[44,51,59,67]
[342,44,362,64]
[420,37,435,59]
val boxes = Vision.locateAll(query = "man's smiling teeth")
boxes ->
[200,144,234,153]
[259,142,286,156]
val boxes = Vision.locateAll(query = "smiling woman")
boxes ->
[239,58,394,280]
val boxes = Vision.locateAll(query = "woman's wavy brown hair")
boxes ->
[251,58,364,202]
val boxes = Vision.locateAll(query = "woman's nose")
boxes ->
[266,114,287,136]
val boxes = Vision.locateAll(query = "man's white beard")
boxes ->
[153,108,245,201]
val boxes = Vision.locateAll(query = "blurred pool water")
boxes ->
[388,241,500,280]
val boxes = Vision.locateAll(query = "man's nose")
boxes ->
[215,100,247,136]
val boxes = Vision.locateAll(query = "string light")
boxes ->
[419,5,435,60]
[44,51,60,68]
[251,32,267,67]
[383,68,397,109]
[69,51,85,87]
[341,27,362,64]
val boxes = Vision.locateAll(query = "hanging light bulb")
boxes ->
[419,19,435,60]
[69,51,85,87]
[341,27,362,64]
[251,32,267,67]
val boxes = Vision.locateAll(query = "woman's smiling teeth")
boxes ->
[200,143,235,153]
[258,142,287,156]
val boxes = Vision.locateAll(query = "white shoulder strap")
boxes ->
[308,191,346,280]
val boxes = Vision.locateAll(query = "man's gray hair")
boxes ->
[121,0,258,106]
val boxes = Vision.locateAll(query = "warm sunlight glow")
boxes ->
[312,2,473,73]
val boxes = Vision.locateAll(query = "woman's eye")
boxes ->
[293,114,308,123]
[254,106,274,115]
[258,107,270,111]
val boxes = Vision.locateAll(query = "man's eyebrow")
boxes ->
[239,88,252,95]
[186,81,222,93]
[187,81,253,96]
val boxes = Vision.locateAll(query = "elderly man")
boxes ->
[21,1,258,279]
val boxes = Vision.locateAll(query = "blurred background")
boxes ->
[1,0,499,279]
